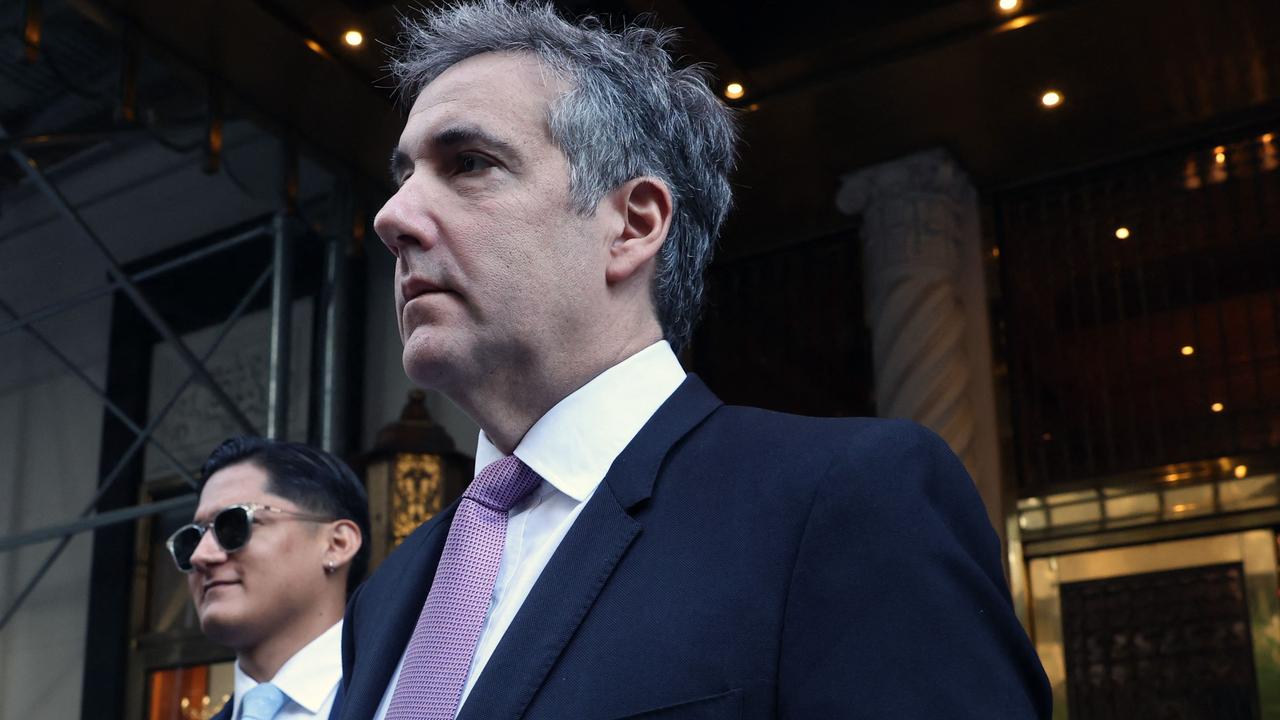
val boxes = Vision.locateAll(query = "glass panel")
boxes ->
[1104,492,1160,525]
[1219,474,1280,512]
[147,662,233,720]
[1162,483,1214,519]
[1049,499,1101,527]
[1020,509,1048,531]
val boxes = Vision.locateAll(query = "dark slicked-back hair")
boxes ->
[389,0,738,352]
[200,436,371,594]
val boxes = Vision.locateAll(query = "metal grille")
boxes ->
[995,124,1280,492]
[1060,563,1258,719]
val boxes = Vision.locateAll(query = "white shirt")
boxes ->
[372,341,686,719]
[231,619,342,720]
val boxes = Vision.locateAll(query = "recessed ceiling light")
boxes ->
[1180,345,1195,356]
[1211,402,1225,413]
[1114,226,1130,240]
[724,82,745,100]
[1041,90,1063,108]
[998,0,1022,13]
[344,29,364,47]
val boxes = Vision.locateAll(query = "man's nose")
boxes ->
[188,528,226,570]
[374,185,437,256]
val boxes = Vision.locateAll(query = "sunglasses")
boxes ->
[166,503,333,573]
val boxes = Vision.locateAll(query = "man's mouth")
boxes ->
[401,275,449,303]
[201,579,239,598]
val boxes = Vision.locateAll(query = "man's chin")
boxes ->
[197,604,250,648]
[402,343,459,390]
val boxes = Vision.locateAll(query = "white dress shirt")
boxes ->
[231,619,342,720]
[372,340,687,719]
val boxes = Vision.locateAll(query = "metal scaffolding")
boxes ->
[0,112,353,638]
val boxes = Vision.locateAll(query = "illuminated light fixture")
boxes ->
[344,29,364,47]
[1234,464,1248,479]
[1180,345,1195,356]
[998,0,1021,12]
[991,246,1001,258]
[1114,226,1130,240]
[1264,133,1275,144]
[304,38,325,55]
[724,82,745,100]
[1214,145,1227,164]
[1211,402,1225,413]
[1172,503,1196,513]
[1040,90,1063,108]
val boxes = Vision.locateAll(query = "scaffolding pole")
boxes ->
[0,495,196,553]
[267,212,293,439]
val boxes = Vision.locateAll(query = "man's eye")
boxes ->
[457,153,495,174]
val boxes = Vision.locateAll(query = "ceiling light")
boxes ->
[344,29,364,47]
[304,38,324,55]
[724,82,745,100]
[998,0,1022,12]
[1214,146,1226,164]
[1234,464,1248,479]
[1114,226,1130,240]
[1180,345,1195,356]
[1211,402,1224,413]
[1264,133,1275,144]
[1041,90,1063,108]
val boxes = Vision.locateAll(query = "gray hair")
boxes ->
[389,0,738,352]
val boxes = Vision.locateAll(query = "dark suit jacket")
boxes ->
[338,376,1051,719]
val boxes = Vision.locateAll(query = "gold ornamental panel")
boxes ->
[392,453,444,547]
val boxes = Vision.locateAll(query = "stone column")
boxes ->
[835,148,1004,536]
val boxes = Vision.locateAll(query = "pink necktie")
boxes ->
[386,455,542,719]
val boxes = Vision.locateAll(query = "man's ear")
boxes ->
[605,176,673,285]
[324,519,362,570]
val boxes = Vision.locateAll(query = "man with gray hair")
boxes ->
[338,2,1050,718]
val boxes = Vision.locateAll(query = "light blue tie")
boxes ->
[240,682,286,720]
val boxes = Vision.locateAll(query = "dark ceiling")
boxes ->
[4,0,1278,259]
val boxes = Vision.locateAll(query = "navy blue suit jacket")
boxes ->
[337,376,1050,719]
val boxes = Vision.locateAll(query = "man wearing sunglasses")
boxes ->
[171,436,369,720]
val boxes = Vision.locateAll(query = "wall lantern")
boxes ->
[361,390,470,570]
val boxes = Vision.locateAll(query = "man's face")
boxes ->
[374,52,614,393]
[186,462,329,650]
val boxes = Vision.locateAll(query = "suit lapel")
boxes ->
[457,376,722,720]
[341,503,457,720]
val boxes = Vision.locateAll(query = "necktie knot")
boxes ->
[464,455,541,512]
[240,682,286,720]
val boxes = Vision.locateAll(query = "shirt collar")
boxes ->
[474,340,686,503]
[232,619,343,716]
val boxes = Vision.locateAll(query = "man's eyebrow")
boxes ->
[388,125,524,187]
[430,125,521,161]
